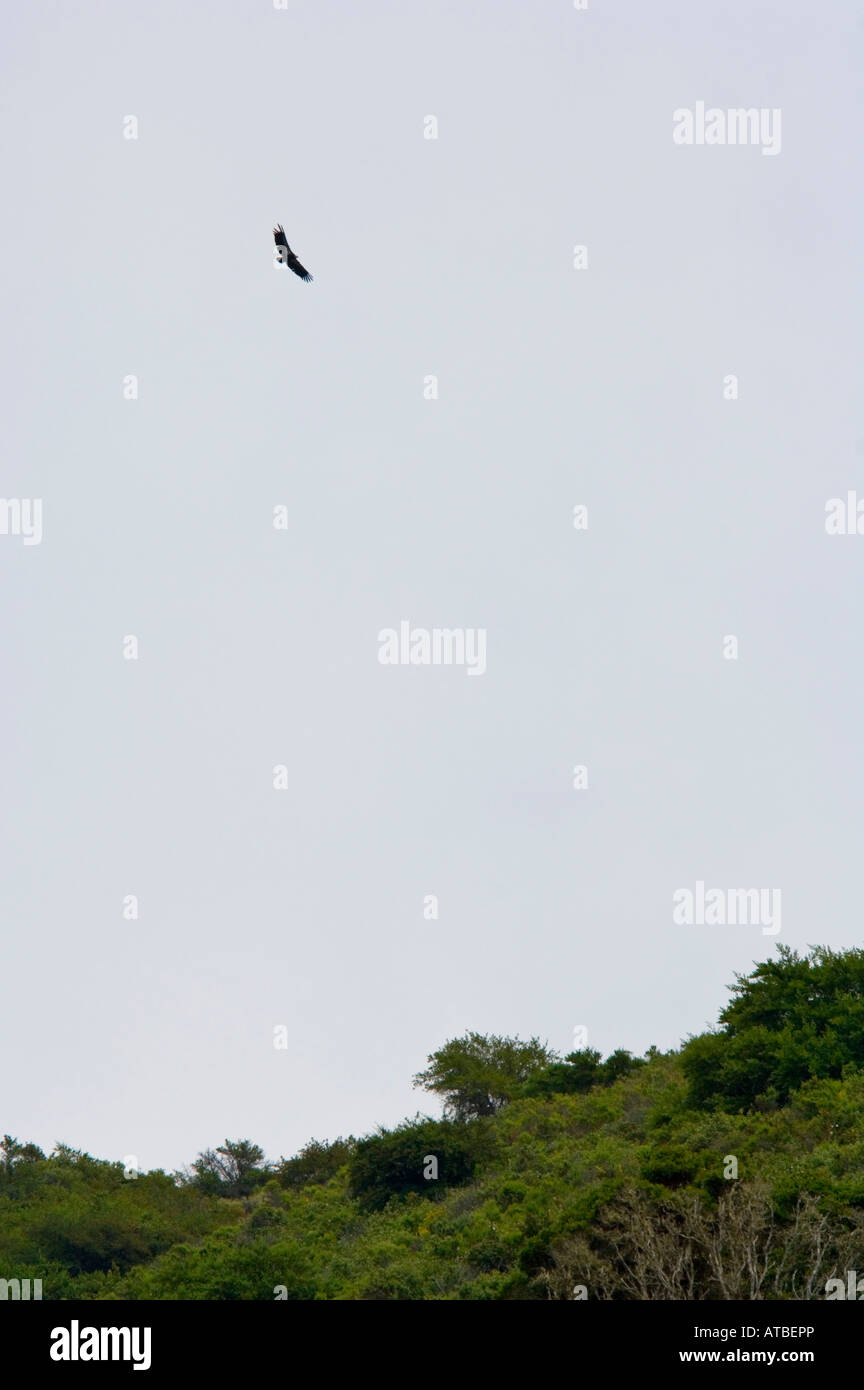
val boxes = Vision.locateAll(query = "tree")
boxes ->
[599,1049,647,1085]
[523,1048,647,1100]
[523,1049,603,1098]
[189,1140,268,1197]
[0,1135,45,1168]
[413,1032,554,1121]
[681,945,864,1111]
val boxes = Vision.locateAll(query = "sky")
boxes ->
[0,0,860,1175]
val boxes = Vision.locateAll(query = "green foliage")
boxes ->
[348,1117,491,1211]
[523,1049,602,1097]
[1,1135,45,1170]
[681,946,864,1111]
[5,945,864,1299]
[276,1137,355,1190]
[413,1033,553,1120]
[188,1140,269,1197]
[117,1228,317,1300]
[602,1049,648,1084]
[524,1048,647,1099]
[0,1148,235,1298]
[638,1144,699,1188]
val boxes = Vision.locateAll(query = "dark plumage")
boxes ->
[273,224,313,282]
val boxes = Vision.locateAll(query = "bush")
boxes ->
[277,1137,355,1189]
[348,1117,492,1212]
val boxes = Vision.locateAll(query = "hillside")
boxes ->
[4,945,864,1300]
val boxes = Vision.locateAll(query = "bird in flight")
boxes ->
[273,224,313,282]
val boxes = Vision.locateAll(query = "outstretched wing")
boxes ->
[285,251,313,282]
[273,224,313,280]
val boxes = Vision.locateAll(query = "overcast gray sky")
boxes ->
[1,0,860,1174]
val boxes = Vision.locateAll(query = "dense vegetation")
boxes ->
[4,945,864,1300]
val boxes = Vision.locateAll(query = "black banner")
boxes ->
[3,1299,857,1375]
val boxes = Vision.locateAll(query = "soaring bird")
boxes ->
[273,224,313,282]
